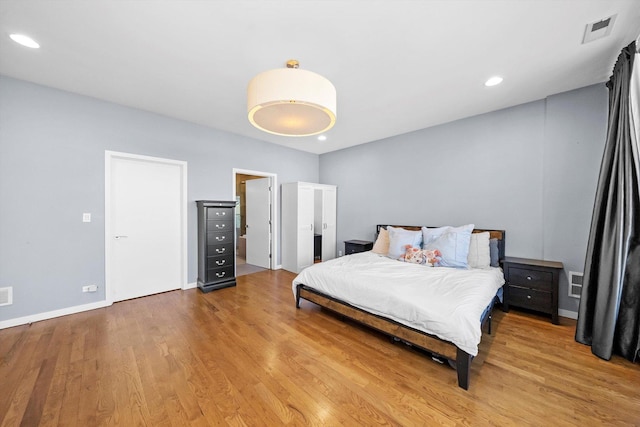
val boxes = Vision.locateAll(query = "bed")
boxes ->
[292,225,506,390]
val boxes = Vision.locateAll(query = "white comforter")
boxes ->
[292,251,505,356]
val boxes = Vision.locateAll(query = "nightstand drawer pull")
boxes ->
[216,236,226,241]
[216,248,226,253]
[527,295,532,299]
[527,276,532,280]
[216,272,226,278]
[216,260,225,266]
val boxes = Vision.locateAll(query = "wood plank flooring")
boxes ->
[1,269,638,426]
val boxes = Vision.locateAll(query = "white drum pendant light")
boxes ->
[247,60,336,137]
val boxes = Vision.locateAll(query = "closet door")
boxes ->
[297,185,315,271]
[321,186,337,261]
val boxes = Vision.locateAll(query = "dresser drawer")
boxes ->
[207,231,234,245]
[208,242,234,256]
[508,267,553,291]
[508,286,552,314]
[206,266,234,283]
[207,254,234,269]
[206,219,233,233]
[206,207,232,219]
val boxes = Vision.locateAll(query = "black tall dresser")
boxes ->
[196,200,237,293]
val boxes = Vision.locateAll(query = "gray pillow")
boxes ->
[489,238,500,267]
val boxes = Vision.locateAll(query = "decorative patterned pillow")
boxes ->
[401,245,442,266]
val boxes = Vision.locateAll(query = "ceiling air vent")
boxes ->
[582,15,617,44]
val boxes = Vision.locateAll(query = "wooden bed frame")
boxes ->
[295,225,506,390]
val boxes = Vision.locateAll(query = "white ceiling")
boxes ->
[1,1,639,154]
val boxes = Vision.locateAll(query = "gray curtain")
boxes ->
[576,41,640,362]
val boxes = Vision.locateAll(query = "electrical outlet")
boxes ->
[82,285,98,293]
[338,250,343,256]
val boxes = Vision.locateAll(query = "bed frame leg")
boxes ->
[295,284,302,309]
[456,348,471,390]
[488,313,492,335]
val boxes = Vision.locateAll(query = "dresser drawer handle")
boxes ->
[216,272,226,278]
[527,276,532,280]
[216,224,226,229]
[216,236,225,241]
[216,247,226,253]
[216,260,225,266]
[527,295,532,299]
[216,212,226,216]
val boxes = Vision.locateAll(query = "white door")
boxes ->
[107,153,185,302]
[245,178,271,269]
[298,185,315,271]
[321,186,337,261]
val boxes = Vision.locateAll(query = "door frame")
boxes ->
[232,168,278,270]
[105,151,188,304]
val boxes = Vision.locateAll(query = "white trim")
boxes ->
[184,282,197,290]
[105,151,188,303]
[0,300,112,330]
[559,309,578,320]
[232,168,278,270]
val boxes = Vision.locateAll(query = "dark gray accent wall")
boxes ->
[0,75,318,321]
[320,84,608,314]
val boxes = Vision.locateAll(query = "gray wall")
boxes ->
[0,75,318,321]
[0,75,608,322]
[320,84,608,314]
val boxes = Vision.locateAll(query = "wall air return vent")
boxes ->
[0,287,13,306]
[582,15,616,44]
[568,272,583,298]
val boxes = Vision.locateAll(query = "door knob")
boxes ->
[114,235,129,239]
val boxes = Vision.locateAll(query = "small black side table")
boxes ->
[344,240,373,255]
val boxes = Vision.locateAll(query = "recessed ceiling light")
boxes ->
[9,34,40,49]
[485,76,503,87]
[317,135,327,141]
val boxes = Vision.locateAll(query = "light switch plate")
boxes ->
[82,213,91,222]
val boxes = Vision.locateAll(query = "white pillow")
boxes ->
[387,226,422,259]
[467,232,491,268]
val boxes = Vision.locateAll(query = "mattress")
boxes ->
[293,251,505,356]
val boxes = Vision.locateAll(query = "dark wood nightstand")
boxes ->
[344,240,373,255]
[502,256,563,324]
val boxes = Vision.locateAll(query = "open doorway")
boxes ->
[233,169,277,276]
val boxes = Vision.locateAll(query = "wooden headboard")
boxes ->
[376,225,506,262]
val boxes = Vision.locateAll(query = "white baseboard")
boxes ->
[274,264,282,270]
[0,300,113,330]
[183,282,197,290]
[0,284,200,330]
[559,309,578,320]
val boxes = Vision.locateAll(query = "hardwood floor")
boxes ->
[1,269,638,426]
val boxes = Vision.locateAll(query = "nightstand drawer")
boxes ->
[508,267,553,291]
[508,286,552,314]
